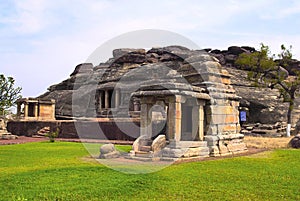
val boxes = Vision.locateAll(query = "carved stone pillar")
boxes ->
[192,105,199,140]
[24,103,29,118]
[34,103,38,118]
[199,104,204,140]
[97,91,103,111]
[115,89,120,108]
[17,103,21,117]
[174,101,182,141]
[140,100,152,138]
[105,90,109,109]
[167,95,182,141]
[133,97,140,111]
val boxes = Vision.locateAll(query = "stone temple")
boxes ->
[9,46,247,159]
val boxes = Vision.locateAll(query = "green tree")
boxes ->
[0,74,22,115]
[235,43,299,137]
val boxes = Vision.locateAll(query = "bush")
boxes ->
[46,128,59,142]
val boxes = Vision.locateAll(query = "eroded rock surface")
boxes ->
[39,45,300,126]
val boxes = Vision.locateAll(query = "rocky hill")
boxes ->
[205,46,300,126]
[39,45,300,128]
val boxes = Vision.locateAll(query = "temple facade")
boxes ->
[16,98,55,121]
[10,46,247,159]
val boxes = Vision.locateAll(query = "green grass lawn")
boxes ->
[1,142,300,201]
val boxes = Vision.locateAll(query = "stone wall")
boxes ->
[7,120,140,140]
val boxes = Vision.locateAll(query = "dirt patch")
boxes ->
[0,136,48,145]
[244,136,293,149]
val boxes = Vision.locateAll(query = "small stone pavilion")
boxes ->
[16,98,55,121]
[10,46,247,160]
[125,49,247,160]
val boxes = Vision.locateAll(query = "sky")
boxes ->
[1,0,300,97]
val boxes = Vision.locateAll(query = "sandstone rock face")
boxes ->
[225,67,289,124]
[39,45,300,127]
[206,47,300,126]
[289,134,300,148]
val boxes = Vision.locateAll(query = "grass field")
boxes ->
[1,141,300,201]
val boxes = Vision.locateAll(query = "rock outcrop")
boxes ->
[289,134,300,148]
[205,46,300,126]
[39,45,300,128]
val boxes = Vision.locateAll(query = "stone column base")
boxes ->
[205,134,248,157]
[162,141,210,159]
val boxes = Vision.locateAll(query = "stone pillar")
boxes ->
[167,101,175,140]
[51,100,55,120]
[98,91,103,110]
[167,95,182,141]
[24,103,28,118]
[34,103,38,118]
[133,97,140,111]
[17,103,21,117]
[140,99,152,138]
[115,89,120,108]
[105,90,109,109]
[192,106,199,140]
[174,100,182,141]
[199,104,204,141]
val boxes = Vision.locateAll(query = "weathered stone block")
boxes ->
[219,124,238,133]
[207,114,239,124]
[221,77,231,85]
[182,147,209,158]
[205,125,219,135]
[162,147,186,158]
[168,140,207,148]
[206,105,238,115]
[185,55,218,64]
[151,135,166,153]
[208,146,220,156]
[99,144,120,159]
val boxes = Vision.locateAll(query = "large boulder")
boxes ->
[70,63,93,76]
[227,46,248,55]
[99,144,120,159]
[289,134,300,148]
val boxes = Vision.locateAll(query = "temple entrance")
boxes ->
[137,95,206,142]
[181,105,193,140]
[130,93,210,160]
[150,102,167,140]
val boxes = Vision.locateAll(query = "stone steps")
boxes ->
[135,151,153,158]
[0,133,18,140]
[241,123,287,137]
[251,129,278,135]
[139,145,151,152]
[36,126,50,137]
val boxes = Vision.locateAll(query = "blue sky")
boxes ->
[1,0,300,97]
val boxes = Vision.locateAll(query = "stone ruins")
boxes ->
[8,44,300,157]
[0,117,18,140]
[9,45,251,159]
[16,98,56,121]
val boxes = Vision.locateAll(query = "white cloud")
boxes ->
[1,0,300,97]
[260,1,300,19]
[10,0,50,34]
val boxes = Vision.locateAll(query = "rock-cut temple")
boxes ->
[9,46,247,160]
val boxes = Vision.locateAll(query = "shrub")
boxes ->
[46,128,59,142]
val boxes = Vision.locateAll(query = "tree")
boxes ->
[235,43,299,137]
[0,74,22,115]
